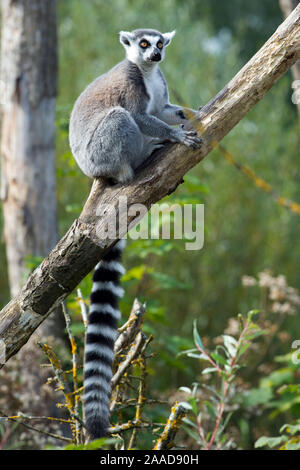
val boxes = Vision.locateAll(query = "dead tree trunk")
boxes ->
[0,3,300,366]
[279,0,300,119]
[0,0,58,299]
[0,1,65,444]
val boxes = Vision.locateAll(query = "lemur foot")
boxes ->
[152,142,166,151]
[147,139,167,156]
[113,164,134,184]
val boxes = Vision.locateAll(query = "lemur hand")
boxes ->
[173,126,202,149]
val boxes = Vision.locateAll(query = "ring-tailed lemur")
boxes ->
[69,28,201,440]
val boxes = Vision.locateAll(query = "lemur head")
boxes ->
[119,28,176,68]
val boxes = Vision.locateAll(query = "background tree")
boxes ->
[0,0,58,300]
[0,0,65,448]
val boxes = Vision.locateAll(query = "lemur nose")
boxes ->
[151,52,161,62]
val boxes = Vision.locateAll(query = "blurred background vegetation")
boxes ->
[0,0,299,449]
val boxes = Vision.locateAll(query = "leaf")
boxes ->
[223,335,238,358]
[182,417,198,429]
[193,320,204,350]
[280,423,300,435]
[204,400,217,419]
[240,387,273,406]
[254,435,288,449]
[122,265,152,282]
[64,437,118,450]
[179,387,192,394]
[188,396,198,414]
[243,329,265,342]
[211,351,228,365]
[179,401,193,410]
[285,440,300,450]
[222,412,233,431]
[187,352,207,359]
[202,367,218,375]
[223,335,238,346]
[237,342,250,358]
[177,347,198,357]
[182,424,202,443]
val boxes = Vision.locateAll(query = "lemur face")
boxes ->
[120,29,176,67]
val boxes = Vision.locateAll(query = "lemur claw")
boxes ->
[179,129,202,149]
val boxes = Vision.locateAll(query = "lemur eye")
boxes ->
[140,41,148,48]
[157,41,163,49]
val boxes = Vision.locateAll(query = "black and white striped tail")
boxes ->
[84,239,125,440]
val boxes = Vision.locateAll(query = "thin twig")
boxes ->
[62,302,81,444]
[77,288,88,328]
[108,420,151,434]
[0,410,72,443]
[153,402,186,450]
[0,413,72,425]
[205,319,252,450]
[127,353,147,449]
[38,342,84,429]
[115,299,145,353]
[111,332,146,390]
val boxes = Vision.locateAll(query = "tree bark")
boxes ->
[0,1,64,444]
[0,0,58,299]
[279,0,300,119]
[0,3,300,366]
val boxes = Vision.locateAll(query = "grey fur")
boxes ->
[69,29,201,184]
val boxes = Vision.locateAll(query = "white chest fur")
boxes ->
[143,68,166,116]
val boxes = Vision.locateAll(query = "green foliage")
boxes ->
[240,353,300,416]
[255,422,300,450]
[63,437,119,450]
[190,0,282,62]
[179,312,264,449]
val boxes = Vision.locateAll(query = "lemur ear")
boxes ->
[119,31,134,47]
[163,30,176,46]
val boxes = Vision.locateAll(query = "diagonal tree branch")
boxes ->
[1,4,300,367]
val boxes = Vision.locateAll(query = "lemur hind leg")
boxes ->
[87,106,143,183]
[141,135,166,158]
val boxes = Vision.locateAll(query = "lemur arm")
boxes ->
[156,104,198,126]
[134,111,179,139]
[133,111,202,149]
